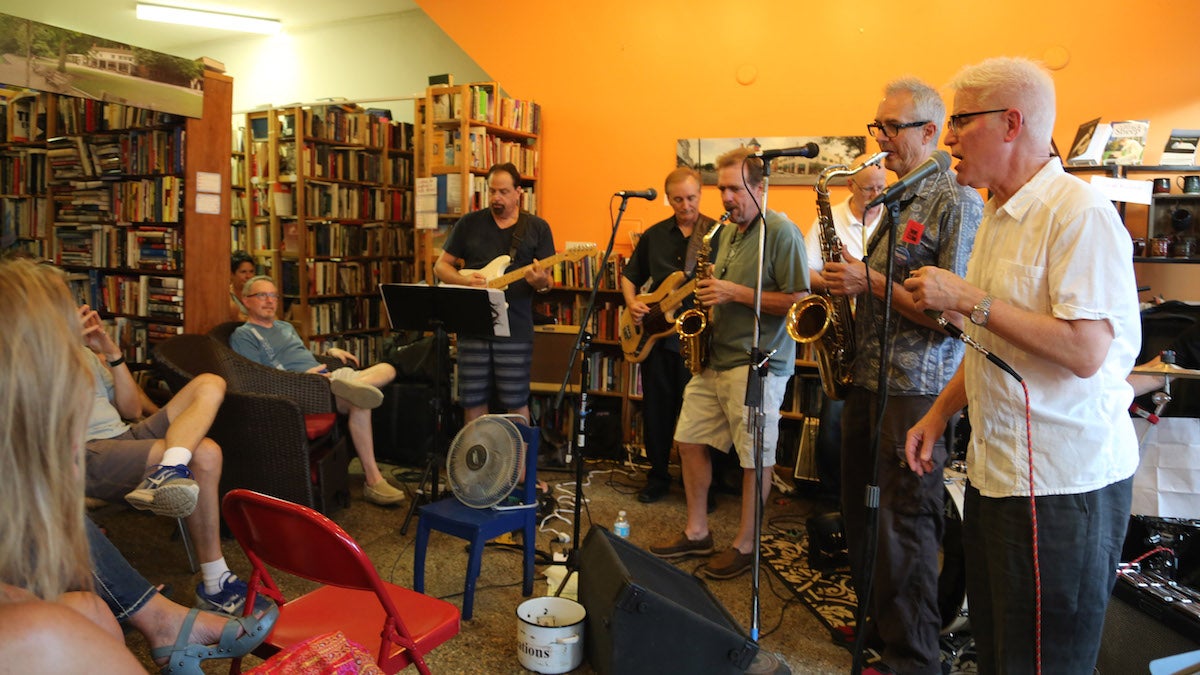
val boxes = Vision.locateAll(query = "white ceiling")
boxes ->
[0,0,421,54]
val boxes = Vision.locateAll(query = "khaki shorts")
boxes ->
[673,364,788,469]
[84,408,170,502]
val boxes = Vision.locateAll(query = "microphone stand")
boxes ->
[551,197,628,596]
[849,198,901,675]
[744,161,789,675]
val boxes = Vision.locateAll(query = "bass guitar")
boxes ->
[617,270,698,362]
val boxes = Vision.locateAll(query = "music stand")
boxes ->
[380,283,507,535]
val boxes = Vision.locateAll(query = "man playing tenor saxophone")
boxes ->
[650,147,809,580]
[821,77,982,674]
[802,153,888,499]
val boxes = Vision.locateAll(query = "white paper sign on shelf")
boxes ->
[195,192,221,215]
[1090,175,1153,205]
[196,171,221,194]
[416,176,438,230]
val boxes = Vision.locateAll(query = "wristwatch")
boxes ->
[970,294,993,327]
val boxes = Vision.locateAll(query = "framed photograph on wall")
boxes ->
[677,136,868,186]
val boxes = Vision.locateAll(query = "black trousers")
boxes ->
[640,344,691,485]
[841,387,946,675]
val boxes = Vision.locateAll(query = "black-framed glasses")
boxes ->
[947,108,1008,133]
[866,120,929,138]
[245,292,280,300]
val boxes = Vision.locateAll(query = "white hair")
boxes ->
[885,77,946,138]
[948,57,1056,146]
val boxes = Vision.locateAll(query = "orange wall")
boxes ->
[416,0,1200,263]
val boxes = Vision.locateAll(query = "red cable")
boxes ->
[1022,380,1041,675]
[1127,545,1176,567]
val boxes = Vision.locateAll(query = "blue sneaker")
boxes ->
[125,464,199,519]
[195,571,273,616]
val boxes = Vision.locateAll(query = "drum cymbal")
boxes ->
[1130,362,1200,379]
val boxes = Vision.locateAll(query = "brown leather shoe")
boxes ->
[702,547,753,579]
[649,532,714,559]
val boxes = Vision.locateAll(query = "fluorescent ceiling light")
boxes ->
[135,3,282,35]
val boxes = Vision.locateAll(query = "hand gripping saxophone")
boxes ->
[674,214,727,374]
[786,152,887,400]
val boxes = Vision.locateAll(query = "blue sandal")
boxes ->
[153,604,280,675]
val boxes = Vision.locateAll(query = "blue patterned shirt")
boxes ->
[851,167,983,394]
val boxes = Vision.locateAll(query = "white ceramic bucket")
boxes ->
[516,596,586,674]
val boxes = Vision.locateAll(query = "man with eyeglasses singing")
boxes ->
[821,77,983,675]
[904,57,1139,674]
[232,275,407,506]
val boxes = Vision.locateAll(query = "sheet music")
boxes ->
[433,284,510,337]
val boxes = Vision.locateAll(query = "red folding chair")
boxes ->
[222,489,460,674]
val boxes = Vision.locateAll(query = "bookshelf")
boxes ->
[2,71,232,364]
[236,102,416,358]
[414,80,542,283]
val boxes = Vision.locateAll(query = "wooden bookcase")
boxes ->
[236,103,415,359]
[413,80,542,283]
[2,70,232,364]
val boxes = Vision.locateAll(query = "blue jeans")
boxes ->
[964,477,1132,674]
[86,518,157,622]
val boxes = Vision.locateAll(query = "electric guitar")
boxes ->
[458,246,597,290]
[618,270,699,363]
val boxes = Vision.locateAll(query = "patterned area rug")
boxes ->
[761,531,977,674]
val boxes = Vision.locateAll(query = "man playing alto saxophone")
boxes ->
[650,147,808,580]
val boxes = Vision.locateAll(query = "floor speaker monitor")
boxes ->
[578,526,758,675]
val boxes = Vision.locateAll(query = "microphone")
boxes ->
[755,142,820,160]
[615,188,657,200]
[924,309,1023,382]
[867,150,952,209]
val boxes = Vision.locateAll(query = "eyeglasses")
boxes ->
[947,108,1008,133]
[850,181,885,195]
[245,292,280,300]
[866,120,930,138]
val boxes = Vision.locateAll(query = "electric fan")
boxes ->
[445,414,527,509]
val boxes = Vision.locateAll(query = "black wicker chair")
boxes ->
[153,332,350,514]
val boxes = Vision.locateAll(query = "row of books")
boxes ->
[46,129,185,182]
[303,296,383,337]
[304,104,392,148]
[308,260,383,296]
[430,85,541,135]
[64,269,183,320]
[551,253,627,290]
[1065,120,1200,167]
[55,224,181,271]
[54,94,183,135]
[307,221,390,258]
[1,148,48,196]
[1,88,46,143]
[52,176,184,224]
[585,352,625,393]
[304,182,390,220]
[301,143,385,184]
[583,300,623,342]
[0,196,48,242]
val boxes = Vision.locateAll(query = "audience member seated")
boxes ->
[230,250,255,321]
[87,517,277,672]
[79,303,257,614]
[230,275,406,506]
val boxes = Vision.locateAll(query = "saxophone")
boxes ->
[786,152,887,400]
[675,213,728,374]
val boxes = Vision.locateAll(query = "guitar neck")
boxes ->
[487,251,581,289]
[660,278,698,309]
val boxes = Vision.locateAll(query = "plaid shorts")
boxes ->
[456,338,534,409]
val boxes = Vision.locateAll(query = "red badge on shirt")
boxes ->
[902,219,925,245]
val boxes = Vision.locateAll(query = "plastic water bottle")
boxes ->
[613,510,630,538]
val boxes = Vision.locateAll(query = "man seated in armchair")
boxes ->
[79,304,262,616]
[229,275,406,506]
